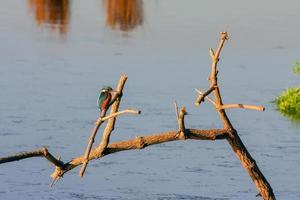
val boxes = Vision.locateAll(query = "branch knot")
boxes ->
[135,136,146,149]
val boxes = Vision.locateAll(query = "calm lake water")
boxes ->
[1,0,300,199]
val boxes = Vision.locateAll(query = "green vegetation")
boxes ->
[275,87,300,120]
[275,61,300,120]
[292,61,300,75]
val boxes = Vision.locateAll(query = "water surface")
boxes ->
[1,0,300,199]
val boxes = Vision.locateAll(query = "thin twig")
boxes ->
[194,85,216,106]
[100,109,141,121]
[79,108,110,178]
[218,104,265,111]
[174,101,179,120]
[0,147,64,167]
[79,116,104,178]
[195,89,216,106]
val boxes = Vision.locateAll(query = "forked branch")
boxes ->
[195,88,216,106]
[194,85,217,106]
[194,32,275,200]
[79,75,128,177]
[0,32,275,200]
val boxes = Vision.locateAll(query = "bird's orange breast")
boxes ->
[101,93,112,111]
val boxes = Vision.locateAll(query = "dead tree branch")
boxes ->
[218,104,265,111]
[176,106,187,140]
[0,32,275,200]
[0,147,64,167]
[195,89,216,106]
[174,101,179,120]
[79,109,141,177]
[194,85,217,106]
[80,117,104,177]
[79,75,128,177]
[194,32,275,200]
[100,109,141,122]
[0,129,228,174]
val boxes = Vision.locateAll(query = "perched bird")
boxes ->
[98,86,114,115]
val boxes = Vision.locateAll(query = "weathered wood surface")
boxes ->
[0,32,275,200]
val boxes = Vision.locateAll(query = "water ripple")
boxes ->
[156,193,228,200]
[0,131,19,136]
[184,167,211,174]
[69,192,121,200]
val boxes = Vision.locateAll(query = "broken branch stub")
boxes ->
[176,106,187,140]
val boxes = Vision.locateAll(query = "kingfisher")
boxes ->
[98,86,114,116]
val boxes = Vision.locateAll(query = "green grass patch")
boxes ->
[275,87,300,120]
[292,61,300,75]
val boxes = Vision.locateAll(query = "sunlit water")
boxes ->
[1,0,300,199]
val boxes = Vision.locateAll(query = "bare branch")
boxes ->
[79,75,128,177]
[48,128,228,179]
[215,32,229,60]
[194,85,216,106]
[176,107,187,140]
[79,117,104,178]
[100,109,141,122]
[194,88,216,106]
[0,33,275,200]
[204,32,275,200]
[79,108,141,172]
[105,129,228,154]
[218,104,265,111]
[207,32,233,129]
[209,48,215,60]
[174,101,179,120]
[97,74,127,150]
[0,147,64,168]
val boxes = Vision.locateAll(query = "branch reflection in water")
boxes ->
[28,0,70,35]
[103,0,144,32]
